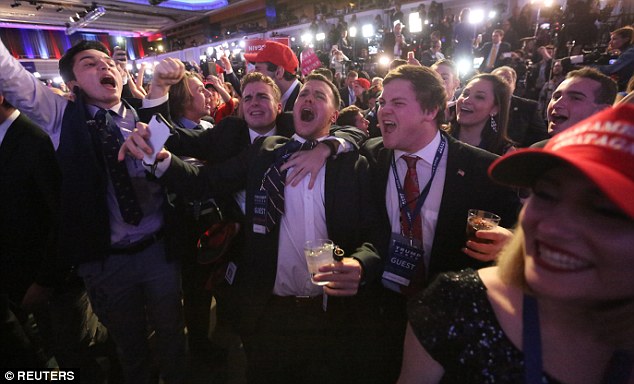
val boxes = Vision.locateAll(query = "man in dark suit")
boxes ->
[0,96,61,368]
[361,65,520,382]
[244,40,302,112]
[492,66,549,147]
[338,70,358,107]
[130,73,383,384]
[0,39,188,384]
[475,29,512,73]
[0,95,117,381]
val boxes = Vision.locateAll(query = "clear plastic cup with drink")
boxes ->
[466,209,501,244]
[304,239,335,286]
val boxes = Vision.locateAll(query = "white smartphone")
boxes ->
[143,113,171,164]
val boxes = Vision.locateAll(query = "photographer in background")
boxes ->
[563,26,634,91]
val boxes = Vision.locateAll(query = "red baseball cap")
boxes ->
[244,41,298,74]
[355,78,371,90]
[489,103,634,219]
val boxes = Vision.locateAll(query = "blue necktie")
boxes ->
[94,109,144,226]
[261,139,317,231]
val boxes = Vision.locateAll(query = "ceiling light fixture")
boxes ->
[65,5,106,35]
[10,1,22,8]
[35,4,43,10]
[56,6,63,12]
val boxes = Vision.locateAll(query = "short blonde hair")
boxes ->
[496,225,529,291]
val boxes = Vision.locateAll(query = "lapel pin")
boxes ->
[457,169,465,177]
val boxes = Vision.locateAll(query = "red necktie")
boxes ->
[400,155,422,242]
[400,155,426,295]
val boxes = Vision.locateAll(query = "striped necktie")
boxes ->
[261,139,317,231]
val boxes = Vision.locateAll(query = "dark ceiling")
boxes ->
[0,0,238,35]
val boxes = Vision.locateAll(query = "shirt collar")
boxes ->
[394,130,442,165]
[0,109,20,146]
[292,133,328,143]
[249,126,277,143]
[281,79,301,106]
[88,101,125,118]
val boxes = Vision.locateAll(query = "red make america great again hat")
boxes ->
[244,41,299,74]
[489,103,634,219]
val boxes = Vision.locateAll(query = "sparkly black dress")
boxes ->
[408,269,562,383]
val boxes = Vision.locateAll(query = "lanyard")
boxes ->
[522,294,633,384]
[390,136,446,240]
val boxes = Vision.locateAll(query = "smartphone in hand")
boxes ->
[144,113,172,164]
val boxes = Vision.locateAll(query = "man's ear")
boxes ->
[276,102,282,114]
[66,80,78,92]
[275,66,285,80]
[330,109,339,124]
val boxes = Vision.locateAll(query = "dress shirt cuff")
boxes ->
[143,152,172,177]
[142,94,169,108]
[324,136,350,154]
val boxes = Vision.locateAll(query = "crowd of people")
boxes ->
[1,5,633,383]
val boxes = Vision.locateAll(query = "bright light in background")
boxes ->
[362,24,374,38]
[468,9,484,24]
[33,72,41,78]
[349,26,357,38]
[206,46,214,55]
[378,55,390,66]
[136,63,142,69]
[153,61,159,67]
[424,19,429,25]
[301,33,313,44]
[53,76,63,84]
[222,42,229,48]
[457,59,472,76]
[116,36,124,44]
[126,63,133,70]
[409,12,422,33]
[157,45,164,52]
[200,54,208,61]
[232,48,241,55]
[315,32,325,41]
[239,40,246,48]
[488,10,497,19]
[544,0,554,6]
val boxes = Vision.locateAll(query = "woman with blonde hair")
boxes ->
[398,104,634,383]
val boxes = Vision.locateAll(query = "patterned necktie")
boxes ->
[400,155,426,295]
[94,109,144,226]
[400,155,423,242]
[261,139,317,231]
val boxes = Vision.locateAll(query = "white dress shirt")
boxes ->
[385,131,447,273]
[273,134,329,297]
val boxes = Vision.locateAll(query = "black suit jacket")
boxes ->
[476,41,512,72]
[0,113,62,302]
[508,95,549,147]
[161,136,382,334]
[339,86,354,108]
[361,132,520,281]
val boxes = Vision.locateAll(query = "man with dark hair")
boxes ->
[339,70,358,107]
[361,65,520,382]
[122,73,383,384]
[546,67,617,137]
[244,40,301,112]
[492,66,549,147]
[0,39,188,384]
[337,105,370,134]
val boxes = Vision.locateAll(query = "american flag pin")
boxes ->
[457,169,465,177]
